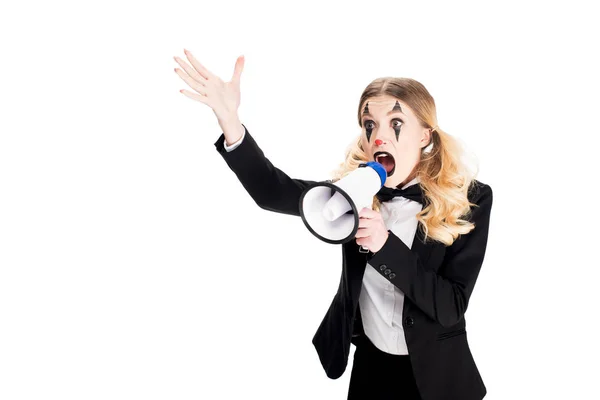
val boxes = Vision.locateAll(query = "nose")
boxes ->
[374,139,384,146]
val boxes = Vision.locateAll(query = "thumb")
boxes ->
[231,55,244,84]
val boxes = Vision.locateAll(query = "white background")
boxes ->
[1,1,598,399]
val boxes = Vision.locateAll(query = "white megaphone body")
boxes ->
[299,161,387,245]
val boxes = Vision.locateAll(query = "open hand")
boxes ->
[173,49,244,124]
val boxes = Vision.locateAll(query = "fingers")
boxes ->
[183,49,214,81]
[356,208,385,239]
[355,236,372,249]
[358,207,379,219]
[174,55,208,85]
[355,208,388,252]
[173,50,213,97]
[173,49,242,119]
[355,228,371,239]
[358,216,373,229]
[231,55,244,84]
[174,67,208,96]
[179,89,209,104]
[355,208,378,238]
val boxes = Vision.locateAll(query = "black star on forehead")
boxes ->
[392,101,402,112]
[363,101,369,114]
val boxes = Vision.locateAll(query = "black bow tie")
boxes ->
[376,183,424,204]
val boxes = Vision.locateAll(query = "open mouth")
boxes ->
[373,151,396,176]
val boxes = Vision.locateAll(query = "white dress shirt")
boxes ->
[224,129,422,355]
[359,176,422,355]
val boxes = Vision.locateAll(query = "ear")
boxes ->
[420,128,432,150]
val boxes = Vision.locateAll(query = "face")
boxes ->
[360,95,431,188]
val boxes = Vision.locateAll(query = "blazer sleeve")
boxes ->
[366,181,493,328]
[214,123,320,216]
[223,125,246,151]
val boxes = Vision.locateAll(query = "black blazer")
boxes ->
[215,125,493,400]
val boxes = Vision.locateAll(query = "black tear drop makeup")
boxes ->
[363,101,372,142]
[392,101,402,140]
[362,100,403,142]
[393,123,401,141]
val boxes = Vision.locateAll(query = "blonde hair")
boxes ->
[330,77,479,246]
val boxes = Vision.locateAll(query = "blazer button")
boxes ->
[405,316,414,327]
[379,264,387,271]
[384,268,391,275]
[389,272,396,279]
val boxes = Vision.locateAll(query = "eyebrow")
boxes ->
[361,109,407,119]
[362,101,406,119]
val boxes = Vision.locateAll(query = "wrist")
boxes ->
[219,113,240,128]
[220,118,244,145]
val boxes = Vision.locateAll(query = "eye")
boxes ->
[363,119,403,129]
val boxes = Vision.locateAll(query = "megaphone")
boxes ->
[299,161,387,245]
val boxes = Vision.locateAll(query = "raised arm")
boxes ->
[173,50,319,217]
[214,123,320,216]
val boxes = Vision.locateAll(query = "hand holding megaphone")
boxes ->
[354,207,390,253]
[299,161,387,247]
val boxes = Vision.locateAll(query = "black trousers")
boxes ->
[347,334,422,400]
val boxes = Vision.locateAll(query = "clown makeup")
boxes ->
[392,101,403,140]
[360,95,430,188]
[362,100,406,142]
[363,102,372,142]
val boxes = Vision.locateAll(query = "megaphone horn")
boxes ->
[298,161,387,245]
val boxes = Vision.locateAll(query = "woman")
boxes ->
[174,50,493,400]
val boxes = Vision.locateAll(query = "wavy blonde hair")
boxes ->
[330,77,479,246]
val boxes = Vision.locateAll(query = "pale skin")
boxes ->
[355,207,390,253]
[172,51,429,253]
[173,49,246,144]
[356,96,433,253]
